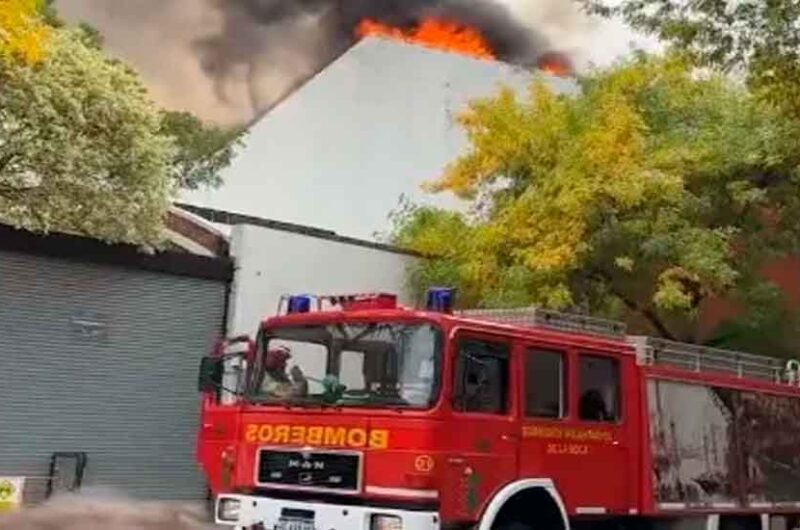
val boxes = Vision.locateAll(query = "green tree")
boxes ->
[0,28,173,245]
[391,55,800,349]
[159,110,245,190]
[580,0,800,118]
[0,0,244,246]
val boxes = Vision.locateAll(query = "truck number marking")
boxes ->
[546,443,590,456]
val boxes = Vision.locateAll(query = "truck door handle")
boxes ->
[500,434,517,442]
[447,457,465,465]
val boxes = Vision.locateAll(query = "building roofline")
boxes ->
[169,205,230,241]
[241,36,544,130]
[0,223,234,281]
[174,203,423,258]
[241,39,358,131]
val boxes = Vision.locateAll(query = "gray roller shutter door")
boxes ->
[0,249,227,500]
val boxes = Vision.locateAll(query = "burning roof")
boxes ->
[56,0,586,125]
[192,0,576,119]
[356,18,496,61]
[353,16,574,76]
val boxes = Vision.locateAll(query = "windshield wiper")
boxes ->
[336,394,411,411]
[248,395,331,409]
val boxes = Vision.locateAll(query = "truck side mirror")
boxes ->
[198,356,223,393]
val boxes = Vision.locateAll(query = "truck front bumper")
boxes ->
[215,493,441,530]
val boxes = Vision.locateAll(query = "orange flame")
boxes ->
[537,51,574,78]
[356,18,496,61]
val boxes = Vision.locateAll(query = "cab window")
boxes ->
[578,354,621,422]
[525,349,566,419]
[453,338,509,414]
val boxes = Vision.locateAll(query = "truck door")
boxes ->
[518,347,634,516]
[443,332,519,522]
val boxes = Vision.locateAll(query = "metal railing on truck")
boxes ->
[629,336,800,386]
[456,307,800,387]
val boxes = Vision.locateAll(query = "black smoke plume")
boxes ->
[196,0,550,114]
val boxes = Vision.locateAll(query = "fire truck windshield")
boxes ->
[250,322,442,409]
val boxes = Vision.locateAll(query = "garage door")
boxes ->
[0,248,228,501]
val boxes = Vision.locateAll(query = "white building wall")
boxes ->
[227,223,418,336]
[181,38,577,240]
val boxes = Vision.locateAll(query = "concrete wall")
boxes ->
[227,224,418,336]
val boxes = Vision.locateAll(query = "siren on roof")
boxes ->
[426,287,455,313]
[287,295,312,314]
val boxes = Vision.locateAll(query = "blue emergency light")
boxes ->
[426,287,455,313]
[287,295,312,314]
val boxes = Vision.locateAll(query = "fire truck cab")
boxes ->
[197,290,800,530]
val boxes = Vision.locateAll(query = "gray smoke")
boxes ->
[54,0,567,125]
[195,0,549,116]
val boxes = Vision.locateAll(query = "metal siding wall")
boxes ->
[0,250,226,500]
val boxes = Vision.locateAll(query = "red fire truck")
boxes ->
[197,289,800,530]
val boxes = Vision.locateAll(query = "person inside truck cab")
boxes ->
[579,389,610,421]
[262,346,308,398]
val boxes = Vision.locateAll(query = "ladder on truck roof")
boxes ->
[456,307,800,386]
[456,308,627,339]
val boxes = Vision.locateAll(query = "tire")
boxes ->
[494,522,534,530]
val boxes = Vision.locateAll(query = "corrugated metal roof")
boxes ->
[180,37,578,240]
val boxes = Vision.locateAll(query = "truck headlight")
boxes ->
[371,514,403,530]
[217,497,242,522]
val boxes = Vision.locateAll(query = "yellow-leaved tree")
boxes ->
[390,54,800,356]
[0,0,50,64]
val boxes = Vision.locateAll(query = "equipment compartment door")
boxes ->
[442,332,519,522]
[518,346,635,515]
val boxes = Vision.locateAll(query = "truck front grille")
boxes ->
[257,449,361,493]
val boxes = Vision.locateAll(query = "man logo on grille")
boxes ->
[299,473,313,485]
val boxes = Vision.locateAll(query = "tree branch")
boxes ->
[588,267,679,341]
[613,288,679,341]
[0,152,17,173]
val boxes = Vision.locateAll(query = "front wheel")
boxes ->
[494,523,534,530]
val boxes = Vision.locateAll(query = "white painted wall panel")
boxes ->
[227,224,418,336]
[181,38,577,240]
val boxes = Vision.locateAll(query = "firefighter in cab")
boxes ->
[261,345,308,398]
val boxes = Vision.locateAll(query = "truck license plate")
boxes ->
[276,518,315,530]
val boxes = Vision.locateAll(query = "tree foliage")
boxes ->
[391,55,800,347]
[159,110,246,191]
[0,2,244,245]
[580,0,800,118]
[0,28,173,245]
[0,0,50,64]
